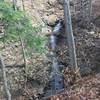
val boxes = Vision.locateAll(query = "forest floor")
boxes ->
[0,0,100,100]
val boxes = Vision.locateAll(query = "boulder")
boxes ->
[45,15,58,26]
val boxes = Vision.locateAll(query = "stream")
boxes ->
[44,21,64,97]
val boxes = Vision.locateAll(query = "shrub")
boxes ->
[0,2,47,54]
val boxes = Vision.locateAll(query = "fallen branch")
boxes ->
[5,64,25,68]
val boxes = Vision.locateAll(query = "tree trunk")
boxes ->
[63,0,78,69]
[12,0,17,10]
[89,0,92,21]
[0,54,11,100]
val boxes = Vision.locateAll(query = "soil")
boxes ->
[0,0,100,100]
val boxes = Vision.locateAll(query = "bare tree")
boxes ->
[0,54,11,100]
[12,0,17,10]
[63,0,78,69]
[77,0,92,25]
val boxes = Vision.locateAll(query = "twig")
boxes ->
[18,34,27,70]
[17,22,27,91]
[0,54,11,100]
[0,64,25,69]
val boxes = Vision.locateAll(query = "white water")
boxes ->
[49,22,64,94]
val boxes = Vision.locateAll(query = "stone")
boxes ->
[45,15,58,26]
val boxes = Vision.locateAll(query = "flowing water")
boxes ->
[44,21,64,97]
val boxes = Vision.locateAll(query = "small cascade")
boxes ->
[44,21,64,97]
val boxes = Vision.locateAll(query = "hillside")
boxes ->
[0,0,100,100]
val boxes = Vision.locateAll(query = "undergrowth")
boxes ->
[0,1,47,54]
